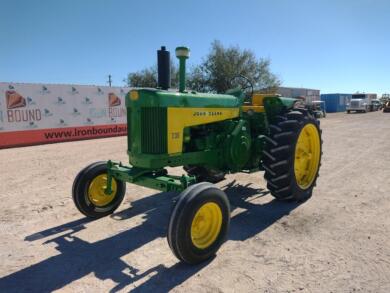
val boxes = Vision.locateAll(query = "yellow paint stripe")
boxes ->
[241,105,265,113]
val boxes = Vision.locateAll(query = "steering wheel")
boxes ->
[230,74,254,102]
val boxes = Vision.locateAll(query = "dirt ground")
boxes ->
[0,111,389,293]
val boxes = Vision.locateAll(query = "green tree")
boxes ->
[188,40,280,93]
[125,66,157,88]
[125,62,179,88]
[124,40,280,93]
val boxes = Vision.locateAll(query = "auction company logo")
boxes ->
[40,85,51,94]
[58,119,67,126]
[108,92,126,118]
[82,97,92,105]
[55,96,66,105]
[72,108,81,116]
[43,108,53,117]
[84,118,94,125]
[5,90,42,123]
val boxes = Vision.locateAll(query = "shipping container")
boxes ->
[321,93,352,112]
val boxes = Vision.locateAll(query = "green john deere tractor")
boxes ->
[72,46,322,264]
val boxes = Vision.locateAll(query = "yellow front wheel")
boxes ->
[191,202,223,249]
[168,182,230,264]
[72,161,126,218]
[88,174,118,207]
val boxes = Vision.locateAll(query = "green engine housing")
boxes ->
[125,88,296,175]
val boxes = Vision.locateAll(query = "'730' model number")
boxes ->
[171,132,180,139]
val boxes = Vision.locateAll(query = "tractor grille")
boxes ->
[141,107,167,154]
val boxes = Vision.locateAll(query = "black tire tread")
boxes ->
[167,182,230,264]
[262,108,323,201]
[72,161,126,218]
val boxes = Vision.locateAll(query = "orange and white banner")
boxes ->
[0,82,129,148]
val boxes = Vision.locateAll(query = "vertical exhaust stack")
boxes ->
[157,46,171,90]
[175,46,190,92]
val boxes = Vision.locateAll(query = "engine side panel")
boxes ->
[167,107,239,154]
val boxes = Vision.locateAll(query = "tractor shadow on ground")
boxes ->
[0,181,302,293]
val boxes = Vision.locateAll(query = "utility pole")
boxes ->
[107,74,112,87]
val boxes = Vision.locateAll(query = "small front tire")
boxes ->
[72,161,126,218]
[167,182,230,264]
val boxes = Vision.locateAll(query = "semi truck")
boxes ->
[346,93,377,113]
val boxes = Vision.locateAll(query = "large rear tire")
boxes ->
[72,161,126,218]
[167,182,230,264]
[263,109,322,202]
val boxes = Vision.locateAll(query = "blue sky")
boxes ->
[1,0,389,94]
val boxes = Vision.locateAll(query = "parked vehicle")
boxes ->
[72,46,323,264]
[307,100,326,118]
[383,100,390,113]
[346,93,377,113]
[371,99,382,111]
[380,94,390,109]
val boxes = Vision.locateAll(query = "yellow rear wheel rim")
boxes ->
[88,174,117,207]
[294,123,321,189]
[191,202,222,249]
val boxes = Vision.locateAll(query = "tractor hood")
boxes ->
[126,89,241,108]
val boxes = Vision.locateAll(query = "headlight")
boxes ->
[130,90,139,101]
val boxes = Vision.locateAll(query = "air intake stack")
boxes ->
[175,46,190,93]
